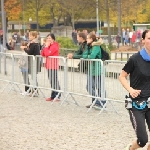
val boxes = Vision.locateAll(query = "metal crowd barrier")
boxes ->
[104,60,128,102]
[60,58,109,114]
[35,55,67,101]
[0,52,15,93]
[0,53,37,95]
[12,54,36,96]
[0,52,129,114]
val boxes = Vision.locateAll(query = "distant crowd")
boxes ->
[72,28,143,50]
[116,28,142,49]
[0,27,144,51]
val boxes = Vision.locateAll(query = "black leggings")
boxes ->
[48,69,60,99]
[129,107,150,147]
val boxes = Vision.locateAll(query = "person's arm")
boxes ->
[72,45,83,59]
[88,46,100,59]
[82,49,89,59]
[119,70,132,93]
[119,70,141,98]
[24,45,34,55]
[41,48,45,56]
[41,44,58,57]
[119,57,141,98]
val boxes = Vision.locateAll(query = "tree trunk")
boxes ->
[105,0,111,45]
[36,0,39,31]
[117,0,121,35]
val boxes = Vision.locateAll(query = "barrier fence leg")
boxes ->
[98,100,108,115]
[70,93,80,106]
[60,93,79,106]
[1,82,11,93]
[7,83,22,94]
[37,88,46,98]
[108,101,119,114]
[14,84,22,93]
[87,98,96,113]
[60,93,70,106]
[7,83,15,93]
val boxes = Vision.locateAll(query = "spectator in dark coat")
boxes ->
[20,31,41,96]
[116,33,121,48]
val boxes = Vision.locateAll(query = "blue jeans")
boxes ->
[86,74,106,106]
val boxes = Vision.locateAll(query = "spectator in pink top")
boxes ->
[41,33,61,101]
[131,31,136,47]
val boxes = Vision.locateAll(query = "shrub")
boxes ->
[56,37,78,49]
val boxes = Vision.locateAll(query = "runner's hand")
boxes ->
[129,87,141,98]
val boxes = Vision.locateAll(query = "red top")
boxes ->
[131,33,136,43]
[41,42,59,69]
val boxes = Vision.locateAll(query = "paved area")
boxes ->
[0,81,150,150]
[0,50,149,150]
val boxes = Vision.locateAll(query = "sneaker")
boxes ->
[125,144,131,150]
[86,104,102,109]
[30,92,39,97]
[20,92,30,96]
[86,104,92,108]
[53,98,60,102]
[46,97,54,101]
[93,104,102,110]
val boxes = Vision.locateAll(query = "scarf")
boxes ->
[140,48,150,61]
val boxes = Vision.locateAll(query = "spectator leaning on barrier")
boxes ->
[119,30,150,150]
[82,32,106,109]
[67,32,88,59]
[20,31,41,96]
[41,33,61,102]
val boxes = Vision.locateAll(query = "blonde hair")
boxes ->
[43,38,46,42]
[21,41,28,46]
[29,31,38,38]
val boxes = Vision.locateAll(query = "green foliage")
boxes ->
[56,37,78,56]
[101,43,115,55]
[59,48,76,57]
[56,37,78,49]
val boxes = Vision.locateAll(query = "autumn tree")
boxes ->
[57,0,96,27]
[4,0,22,20]
[21,0,51,30]
[4,0,150,32]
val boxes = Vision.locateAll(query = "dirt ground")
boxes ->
[112,45,138,52]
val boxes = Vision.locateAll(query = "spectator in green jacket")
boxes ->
[67,32,88,59]
[82,32,106,109]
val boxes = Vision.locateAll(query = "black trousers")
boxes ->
[129,107,150,147]
[48,69,61,99]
